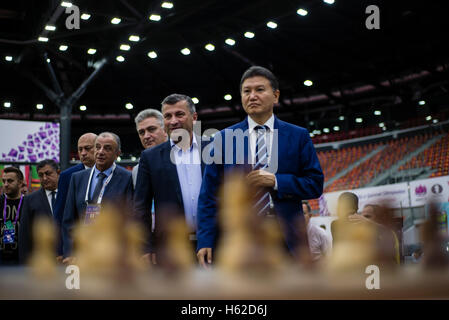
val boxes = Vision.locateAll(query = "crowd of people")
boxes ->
[0,66,402,268]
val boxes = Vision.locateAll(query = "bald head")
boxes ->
[78,133,97,167]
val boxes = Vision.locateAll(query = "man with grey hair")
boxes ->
[62,132,133,262]
[132,109,167,187]
[134,94,209,264]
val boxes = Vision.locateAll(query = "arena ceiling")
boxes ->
[1,0,448,155]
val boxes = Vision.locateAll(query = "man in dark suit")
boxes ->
[19,159,60,263]
[62,132,133,261]
[196,66,324,268]
[134,94,208,263]
[53,133,97,258]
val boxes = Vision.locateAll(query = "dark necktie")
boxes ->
[91,172,107,203]
[51,191,56,214]
[253,125,271,216]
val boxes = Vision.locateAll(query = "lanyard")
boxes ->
[84,163,116,204]
[3,194,24,225]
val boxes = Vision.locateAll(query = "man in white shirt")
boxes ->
[19,159,60,263]
[302,200,331,262]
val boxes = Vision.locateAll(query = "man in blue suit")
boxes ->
[62,132,133,262]
[134,94,208,263]
[53,133,97,259]
[196,66,324,268]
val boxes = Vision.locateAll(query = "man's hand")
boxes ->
[246,170,275,188]
[197,248,213,269]
[141,253,157,265]
[62,256,76,265]
[56,256,63,264]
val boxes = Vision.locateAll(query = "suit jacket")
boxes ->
[134,138,208,252]
[18,188,53,263]
[62,164,133,257]
[52,163,85,255]
[197,116,324,252]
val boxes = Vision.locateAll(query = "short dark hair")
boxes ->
[37,159,59,172]
[302,200,311,214]
[3,166,24,181]
[240,66,279,92]
[161,94,196,114]
[338,192,359,211]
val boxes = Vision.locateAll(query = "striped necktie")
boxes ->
[253,125,271,216]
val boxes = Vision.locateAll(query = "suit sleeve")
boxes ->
[18,195,32,264]
[196,136,222,251]
[133,151,154,253]
[275,128,324,200]
[62,175,77,257]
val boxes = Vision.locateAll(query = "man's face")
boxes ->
[241,76,279,119]
[302,203,311,224]
[361,206,375,221]
[137,117,167,149]
[78,135,96,167]
[37,164,59,191]
[95,135,120,171]
[162,100,197,139]
[1,172,22,198]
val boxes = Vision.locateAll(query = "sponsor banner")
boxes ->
[321,183,410,216]
[409,176,449,207]
[0,119,60,163]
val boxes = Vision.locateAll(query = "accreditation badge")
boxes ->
[3,221,16,244]
[84,204,101,225]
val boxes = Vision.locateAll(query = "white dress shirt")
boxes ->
[45,189,57,214]
[307,223,331,261]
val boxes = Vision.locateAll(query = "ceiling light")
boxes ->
[192,97,199,104]
[181,48,191,55]
[147,51,157,59]
[355,118,363,123]
[224,94,232,101]
[433,119,438,123]
[324,0,335,4]
[149,14,161,21]
[316,130,322,135]
[38,37,49,42]
[120,44,131,51]
[244,31,255,38]
[309,133,315,137]
[267,21,278,29]
[225,38,235,46]
[419,100,426,106]
[161,2,173,9]
[304,80,313,86]
[46,58,51,63]
[333,126,340,131]
[61,1,72,8]
[45,25,56,31]
[374,110,381,115]
[116,56,125,62]
[4,102,11,108]
[297,8,308,16]
[205,43,215,51]
[59,45,68,51]
[125,103,133,110]
[79,105,87,111]
[111,17,121,24]
[129,35,140,42]
[87,48,96,54]
[36,104,44,110]
[81,13,91,20]
[426,115,432,121]
[5,56,13,62]
[379,122,385,128]
[309,121,314,126]
[339,116,345,121]
[323,128,330,133]
[131,156,137,161]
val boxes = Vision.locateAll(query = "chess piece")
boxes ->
[29,216,57,277]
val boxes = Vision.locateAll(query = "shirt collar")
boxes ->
[170,133,198,151]
[45,189,57,197]
[248,114,274,134]
[93,164,114,177]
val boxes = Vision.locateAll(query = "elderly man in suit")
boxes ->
[134,94,208,263]
[19,159,60,263]
[196,66,324,268]
[52,133,97,258]
[62,132,133,261]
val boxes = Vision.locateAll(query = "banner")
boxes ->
[0,119,60,163]
[409,176,449,207]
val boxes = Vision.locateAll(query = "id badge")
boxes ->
[84,204,101,224]
[3,226,15,244]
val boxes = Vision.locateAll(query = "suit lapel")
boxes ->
[273,116,289,172]
[161,141,184,207]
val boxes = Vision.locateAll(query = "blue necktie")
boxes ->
[91,172,107,203]
[253,125,271,216]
